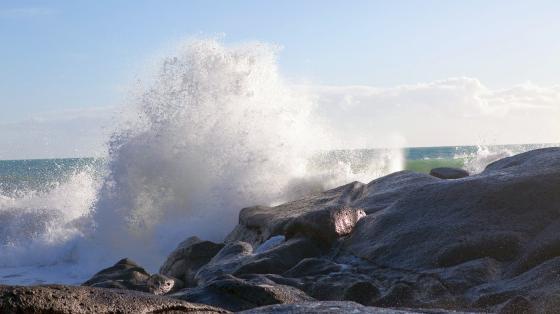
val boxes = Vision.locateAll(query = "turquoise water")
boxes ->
[0,158,104,195]
[0,144,552,195]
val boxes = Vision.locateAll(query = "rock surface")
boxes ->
[83,258,152,292]
[172,275,314,312]
[429,167,470,179]
[237,301,477,313]
[0,284,228,313]
[79,147,560,313]
[160,236,224,287]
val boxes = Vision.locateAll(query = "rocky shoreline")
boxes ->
[3,147,560,313]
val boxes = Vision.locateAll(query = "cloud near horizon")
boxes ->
[0,106,114,160]
[1,77,559,159]
[310,77,560,148]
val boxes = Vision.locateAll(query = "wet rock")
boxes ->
[75,147,560,313]
[160,236,224,287]
[469,257,560,310]
[497,296,535,314]
[427,258,502,293]
[83,258,151,292]
[436,232,522,268]
[234,237,323,276]
[306,272,372,300]
[147,273,179,295]
[224,182,369,246]
[283,258,341,278]
[284,205,366,244]
[343,148,560,271]
[343,281,381,305]
[237,301,453,313]
[0,284,228,313]
[429,167,469,179]
[195,241,254,285]
[374,283,416,307]
[171,275,314,312]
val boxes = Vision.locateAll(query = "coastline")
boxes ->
[2,147,560,313]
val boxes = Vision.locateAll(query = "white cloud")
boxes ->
[307,77,560,148]
[0,106,115,160]
[1,78,559,159]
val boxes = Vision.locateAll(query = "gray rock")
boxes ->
[234,237,323,276]
[224,181,370,246]
[343,281,381,305]
[82,147,560,313]
[284,205,366,244]
[160,236,224,287]
[237,301,477,313]
[147,273,179,295]
[219,147,560,312]
[429,167,469,179]
[171,275,314,312]
[0,284,228,313]
[195,241,254,285]
[343,148,560,272]
[497,296,535,314]
[83,258,151,292]
[283,258,342,278]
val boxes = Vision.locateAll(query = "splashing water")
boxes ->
[460,143,558,173]
[0,39,404,284]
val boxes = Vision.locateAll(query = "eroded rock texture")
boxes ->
[0,284,228,313]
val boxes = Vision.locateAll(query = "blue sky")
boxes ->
[1,1,560,158]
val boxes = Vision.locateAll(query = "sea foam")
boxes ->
[0,39,403,284]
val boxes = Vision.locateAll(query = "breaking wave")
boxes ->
[0,39,403,283]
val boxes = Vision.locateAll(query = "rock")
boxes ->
[0,284,228,313]
[429,167,469,179]
[374,282,416,307]
[234,237,323,276]
[224,181,370,246]
[343,281,381,305]
[425,258,502,294]
[195,237,323,285]
[83,258,151,292]
[76,147,560,313]
[283,258,342,278]
[215,147,560,311]
[171,275,314,312]
[254,235,285,254]
[237,301,474,313]
[305,272,373,301]
[497,296,535,314]
[195,241,254,285]
[147,273,179,295]
[160,236,224,287]
[468,257,560,310]
[284,205,366,244]
[343,148,560,271]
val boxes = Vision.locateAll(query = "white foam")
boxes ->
[0,39,404,284]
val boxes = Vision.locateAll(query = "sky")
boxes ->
[1,1,560,159]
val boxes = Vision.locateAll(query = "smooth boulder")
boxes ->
[83,258,151,292]
[160,236,224,287]
[284,205,366,244]
[172,275,314,312]
[429,167,469,179]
